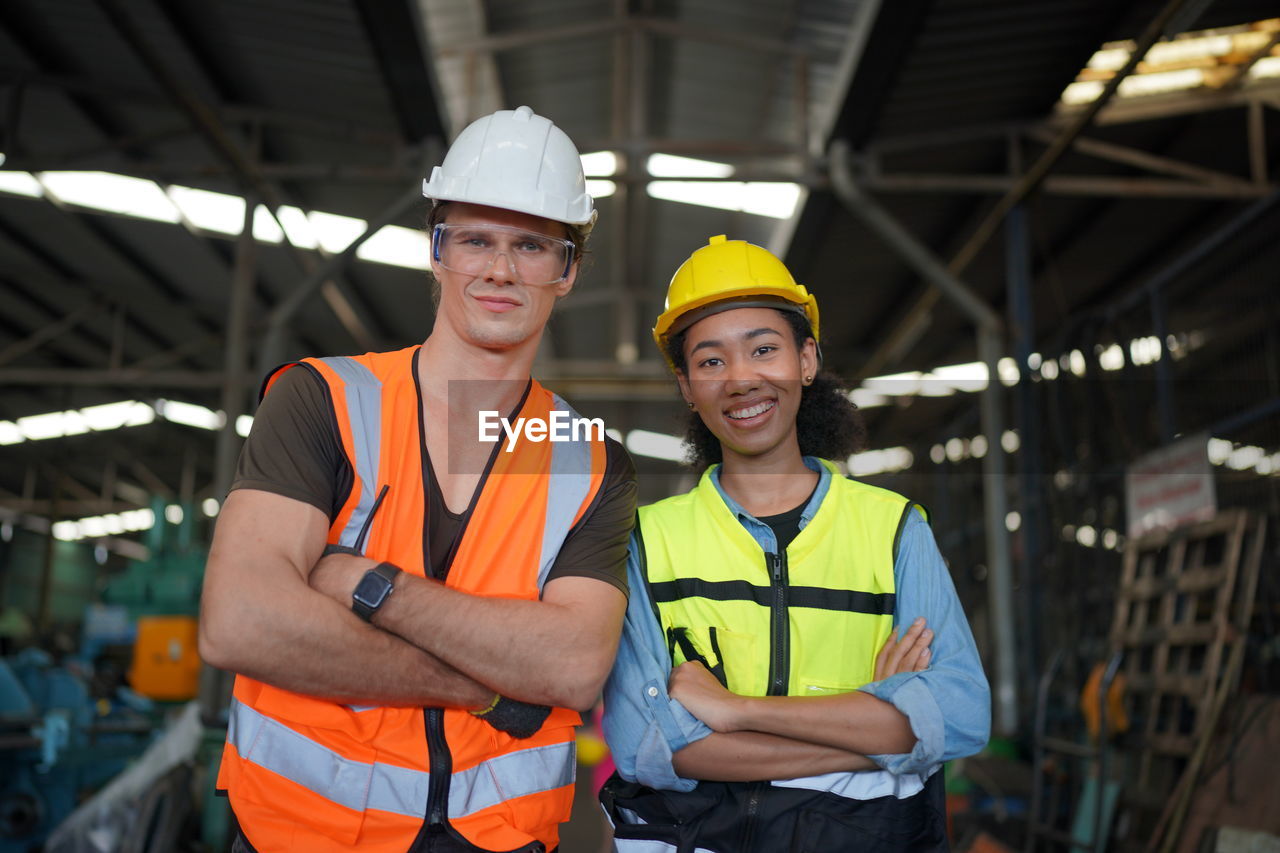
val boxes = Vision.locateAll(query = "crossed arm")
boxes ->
[199,488,625,712]
[669,620,933,782]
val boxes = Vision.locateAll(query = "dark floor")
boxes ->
[560,759,611,853]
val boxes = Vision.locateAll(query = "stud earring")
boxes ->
[803,375,813,384]
[687,401,695,409]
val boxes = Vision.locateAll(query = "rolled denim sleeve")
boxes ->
[860,512,991,775]
[601,533,712,792]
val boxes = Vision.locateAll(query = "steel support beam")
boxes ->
[0,300,97,368]
[0,368,235,387]
[0,69,403,147]
[1025,127,1259,190]
[857,0,1205,379]
[214,199,256,500]
[860,174,1273,198]
[1005,203,1043,705]
[829,146,1018,734]
[260,183,424,372]
[438,16,807,59]
[93,0,383,352]
[1106,189,1280,318]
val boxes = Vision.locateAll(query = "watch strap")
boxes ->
[323,543,363,558]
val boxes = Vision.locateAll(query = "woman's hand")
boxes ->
[873,617,932,681]
[669,661,741,732]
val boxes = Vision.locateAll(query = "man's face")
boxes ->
[676,307,818,462]
[430,202,578,351]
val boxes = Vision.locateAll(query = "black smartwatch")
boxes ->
[351,562,400,622]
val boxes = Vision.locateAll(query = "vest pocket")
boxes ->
[667,626,760,695]
[788,791,945,852]
[799,682,858,697]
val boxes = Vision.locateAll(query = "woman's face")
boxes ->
[677,307,818,463]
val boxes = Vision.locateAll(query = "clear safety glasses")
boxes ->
[431,223,575,286]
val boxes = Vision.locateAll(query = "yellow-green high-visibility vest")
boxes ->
[638,459,924,698]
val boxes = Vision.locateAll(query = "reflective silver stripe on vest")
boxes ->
[316,357,383,550]
[537,395,596,590]
[449,740,576,818]
[770,766,929,800]
[612,841,714,853]
[228,699,574,818]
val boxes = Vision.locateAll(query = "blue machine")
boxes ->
[0,649,156,852]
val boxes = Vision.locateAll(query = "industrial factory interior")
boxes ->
[0,0,1278,850]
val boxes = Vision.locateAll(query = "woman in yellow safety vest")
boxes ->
[599,236,991,852]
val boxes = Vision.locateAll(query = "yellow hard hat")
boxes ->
[653,235,820,361]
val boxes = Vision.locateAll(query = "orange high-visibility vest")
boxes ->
[216,345,607,853]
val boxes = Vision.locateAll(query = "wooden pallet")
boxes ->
[1108,508,1266,840]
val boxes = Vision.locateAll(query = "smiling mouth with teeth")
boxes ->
[726,400,776,420]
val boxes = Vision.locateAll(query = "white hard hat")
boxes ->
[422,105,597,231]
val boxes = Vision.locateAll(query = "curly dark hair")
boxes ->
[665,309,867,471]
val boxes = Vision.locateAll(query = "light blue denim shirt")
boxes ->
[601,456,991,792]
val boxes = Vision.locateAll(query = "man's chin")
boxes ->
[463,323,534,351]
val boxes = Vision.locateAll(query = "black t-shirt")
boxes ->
[231,365,634,595]
[755,484,817,553]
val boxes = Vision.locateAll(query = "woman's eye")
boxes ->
[697,357,723,368]
[754,345,777,356]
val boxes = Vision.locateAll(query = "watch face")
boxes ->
[353,572,392,609]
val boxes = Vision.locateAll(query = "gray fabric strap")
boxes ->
[537,395,597,590]
[316,357,383,550]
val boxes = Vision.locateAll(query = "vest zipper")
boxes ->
[425,707,449,825]
[739,781,764,851]
[765,551,790,697]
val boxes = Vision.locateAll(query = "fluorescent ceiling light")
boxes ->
[236,415,254,438]
[580,151,618,177]
[81,400,155,430]
[253,205,286,243]
[849,388,889,409]
[1144,34,1233,65]
[357,224,430,270]
[647,154,734,178]
[53,508,157,542]
[167,185,246,235]
[0,169,43,198]
[276,205,318,249]
[309,210,366,253]
[586,179,617,199]
[1118,67,1204,97]
[0,422,22,445]
[625,429,685,462]
[1086,47,1130,72]
[40,172,181,223]
[929,362,988,393]
[1252,56,1280,79]
[647,181,803,220]
[159,399,222,430]
[848,447,913,477]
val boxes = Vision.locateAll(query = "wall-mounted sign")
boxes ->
[1125,432,1217,539]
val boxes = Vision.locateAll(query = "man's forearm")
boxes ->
[200,490,495,709]
[672,731,877,782]
[722,691,917,756]
[372,571,624,709]
[202,586,493,709]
